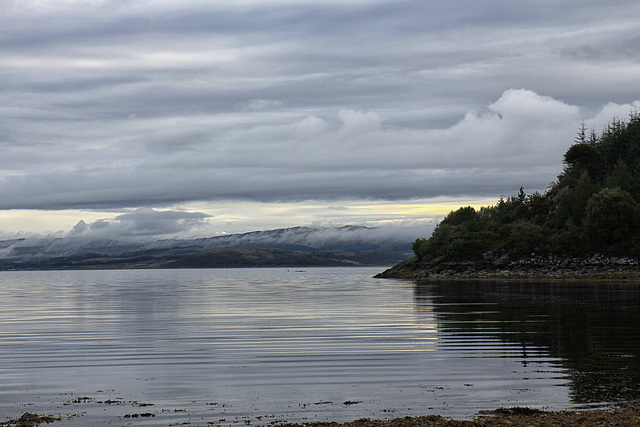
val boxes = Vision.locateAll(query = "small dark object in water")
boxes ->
[123,413,155,418]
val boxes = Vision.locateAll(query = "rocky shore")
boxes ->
[280,401,640,426]
[375,255,640,281]
[5,401,640,426]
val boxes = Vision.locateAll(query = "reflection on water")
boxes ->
[0,268,638,425]
[414,280,640,404]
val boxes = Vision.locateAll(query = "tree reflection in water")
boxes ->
[413,280,640,404]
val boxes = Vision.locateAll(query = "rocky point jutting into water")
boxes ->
[375,254,640,280]
[378,114,640,280]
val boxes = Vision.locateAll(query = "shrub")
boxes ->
[584,187,638,253]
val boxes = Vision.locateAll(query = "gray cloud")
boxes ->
[68,207,210,239]
[1,89,639,210]
[1,0,640,214]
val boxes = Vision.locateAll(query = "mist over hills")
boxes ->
[0,225,416,270]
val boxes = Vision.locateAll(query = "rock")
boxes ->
[375,256,640,281]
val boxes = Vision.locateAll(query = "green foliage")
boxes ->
[412,237,429,259]
[604,160,640,200]
[563,143,602,179]
[556,172,598,227]
[506,220,547,258]
[548,223,587,256]
[412,113,640,261]
[413,206,492,261]
[584,188,638,253]
[440,206,480,228]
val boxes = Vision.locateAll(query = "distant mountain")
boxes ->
[163,248,358,268]
[0,226,414,270]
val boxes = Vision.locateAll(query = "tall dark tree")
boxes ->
[412,113,640,262]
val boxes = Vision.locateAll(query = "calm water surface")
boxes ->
[1,267,639,425]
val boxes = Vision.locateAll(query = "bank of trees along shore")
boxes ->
[413,112,640,262]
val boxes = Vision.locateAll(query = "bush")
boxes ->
[506,220,547,258]
[412,237,429,259]
[584,187,638,252]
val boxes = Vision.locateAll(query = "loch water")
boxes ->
[1,267,639,425]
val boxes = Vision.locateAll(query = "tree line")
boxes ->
[413,112,640,262]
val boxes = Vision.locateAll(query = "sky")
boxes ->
[2,0,640,241]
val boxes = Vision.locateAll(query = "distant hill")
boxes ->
[0,225,413,270]
[163,248,361,268]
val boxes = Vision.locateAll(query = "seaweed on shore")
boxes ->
[4,401,640,426]
[0,413,61,427]
[277,400,640,426]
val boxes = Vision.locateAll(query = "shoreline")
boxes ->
[279,401,640,426]
[374,256,640,281]
[5,401,640,426]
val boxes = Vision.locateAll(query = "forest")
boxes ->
[412,112,640,263]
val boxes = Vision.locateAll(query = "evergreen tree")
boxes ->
[412,113,640,261]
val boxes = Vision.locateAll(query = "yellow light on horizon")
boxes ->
[348,197,497,217]
[0,197,499,238]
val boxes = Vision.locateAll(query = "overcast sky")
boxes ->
[2,0,640,240]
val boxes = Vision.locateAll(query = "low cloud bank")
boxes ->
[206,222,436,249]
[0,218,435,260]
[67,207,211,240]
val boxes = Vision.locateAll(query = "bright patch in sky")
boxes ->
[0,197,498,240]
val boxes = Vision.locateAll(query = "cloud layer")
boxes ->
[2,0,640,230]
[2,87,637,210]
[68,207,210,239]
